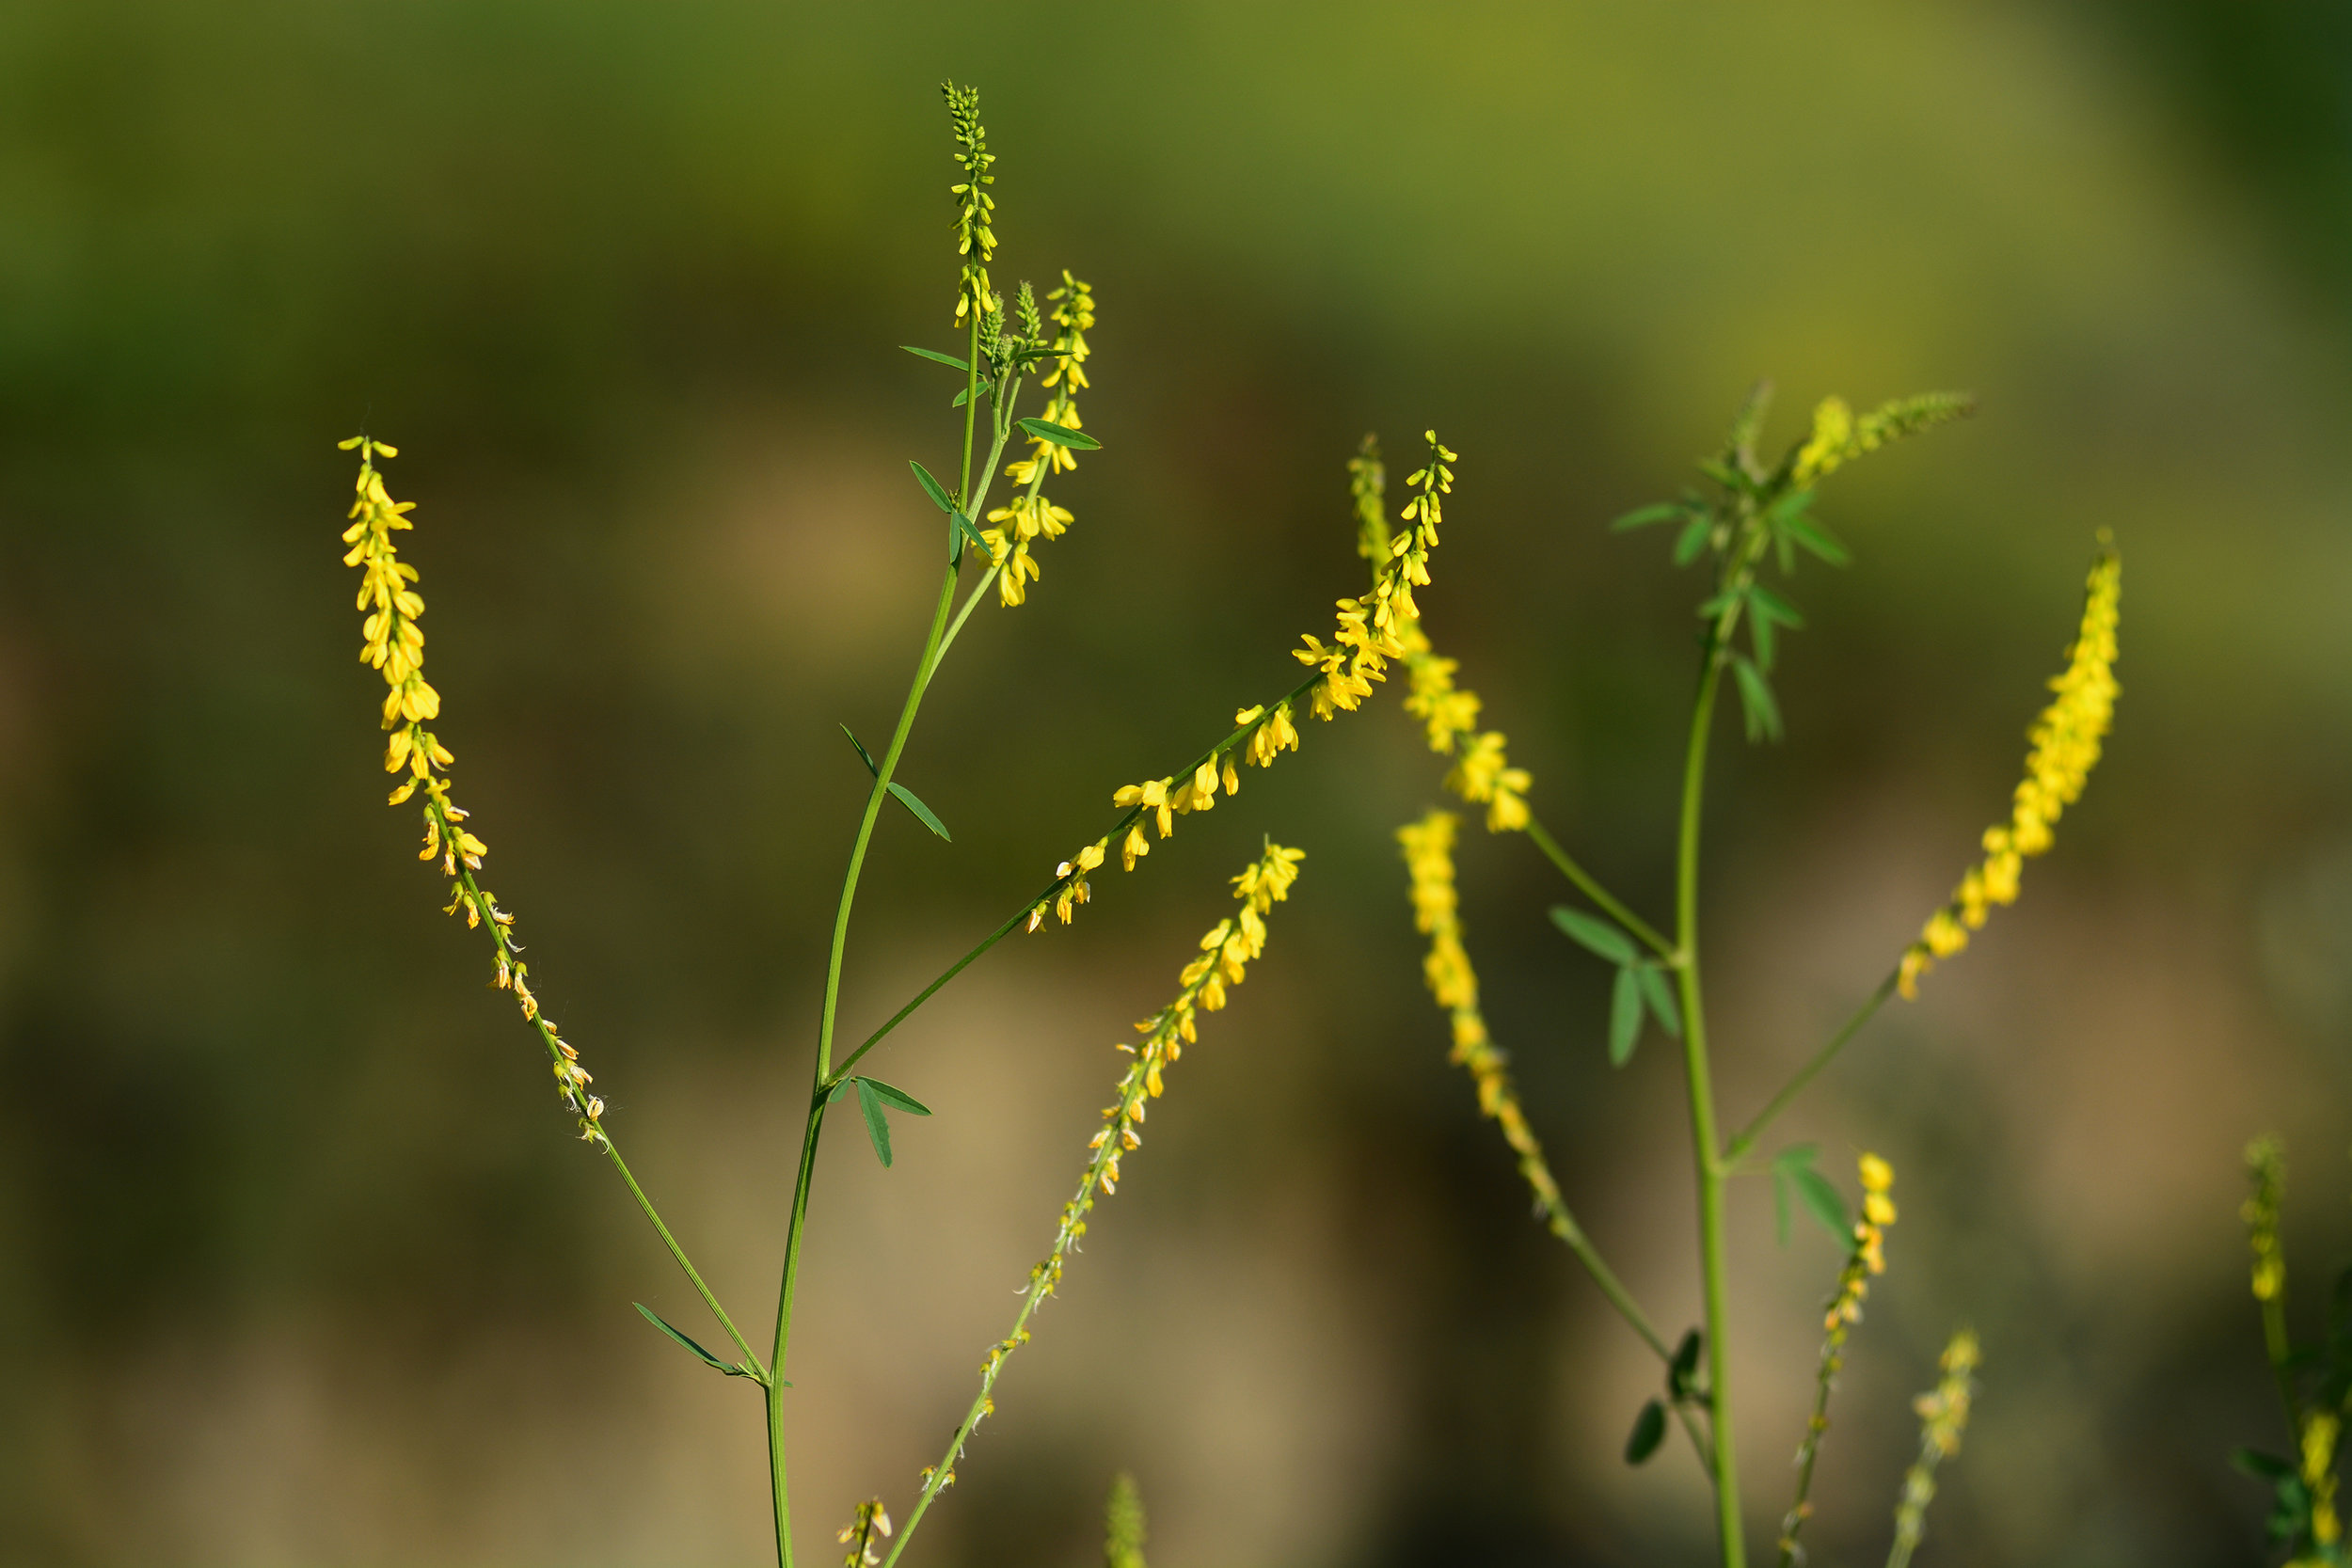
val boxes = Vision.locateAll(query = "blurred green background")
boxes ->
[4,2,2351,1563]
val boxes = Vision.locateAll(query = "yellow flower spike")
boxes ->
[1887,1330,1980,1568]
[1899,542,2119,998]
[911,845,1298,1529]
[941,83,995,325]
[1397,811,1582,1237]
[337,437,610,1142]
[986,271,1099,610]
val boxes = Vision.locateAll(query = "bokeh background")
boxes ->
[4,3,2351,1563]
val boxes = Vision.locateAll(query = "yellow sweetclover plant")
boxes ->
[1391,385,2112,1567]
[334,83,1462,1568]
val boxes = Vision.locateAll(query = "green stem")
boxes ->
[1723,970,1899,1165]
[1675,653,1744,1568]
[957,319,979,505]
[1524,813,1675,959]
[766,1100,828,1568]
[425,803,765,1379]
[831,669,1327,1088]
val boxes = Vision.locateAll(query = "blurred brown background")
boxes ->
[4,2,2351,1563]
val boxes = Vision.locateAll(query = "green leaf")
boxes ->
[1611,502,1684,532]
[1624,1399,1668,1465]
[2233,1448,2295,1482]
[634,1302,752,1378]
[1016,416,1102,450]
[853,1077,895,1167]
[1771,1145,1818,1247]
[1780,511,1851,567]
[1672,515,1712,566]
[950,384,993,408]
[1695,588,1741,620]
[1549,906,1638,966]
[900,344,973,372]
[1634,963,1681,1038]
[858,1077,933,1117]
[1750,607,1776,673]
[1748,583,1805,628]
[1668,1330,1703,1399]
[951,508,990,558]
[841,725,953,841]
[1732,656,1784,743]
[886,782,952,842]
[908,459,957,514]
[1789,1164,1849,1242]
[1609,965,1644,1067]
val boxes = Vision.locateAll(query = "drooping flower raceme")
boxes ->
[339,436,604,1140]
[1899,543,2120,998]
[983,271,1097,608]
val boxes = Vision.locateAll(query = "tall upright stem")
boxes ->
[1676,655,1744,1568]
[769,549,961,1568]
[767,1101,828,1568]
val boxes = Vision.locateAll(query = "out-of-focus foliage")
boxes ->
[1,3,2350,1565]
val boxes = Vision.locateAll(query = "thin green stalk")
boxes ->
[1524,813,1675,959]
[957,318,979,505]
[1723,969,1899,1165]
[815,560,961,1084]
[603,1141,769,1380]
[767,1101,828,1568]
[1675,655,1744,1568]
[830,667,1328,1086]
[430,804,765,1377]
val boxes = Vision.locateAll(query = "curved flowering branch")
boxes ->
[337,436,769,1383]
[874,843,1304,1568]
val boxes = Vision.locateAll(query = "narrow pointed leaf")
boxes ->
[908,459,957,515]
[900,344,973,372]
[1732,656,1783,743]
[1750,608,1776,673]
[1772,1143,1820,1173]
[951,508,990,557]
[858,1077,932,1117]
[854,1076,895,1167]
[1611,502,1684,532]
[886,782,952,842]
[1669,1330,1703,1398]
[1016,417,1102,450]
[1781,511,1851,567]
[840,723,882,776]
[1624,1399,1668,1465]
[1634,963,1681,1038]
[1789,1165,1849,1241]
[634,1302,749,1377]
[1696,589,1741,620]
[1748,583,1805,628]
[1673,515,1712,566]
[1609,964,1644,1067]
[1549,905,1638,966]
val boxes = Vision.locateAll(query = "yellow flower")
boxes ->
[1397,810,1580,1233]
[1899,542,2120,998]
[924,846,1300,1501]
[338,436,608,1141]
[1791,390,1974,487]
[1026,436,1457,935]
[942,83,995,325]
[986,272,1098,611]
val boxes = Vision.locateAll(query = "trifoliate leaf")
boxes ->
[1549,905,1638,966]
[1016,417,1102,450]
[1609,965,1644,1067]
[1625,1400,1668,1465]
